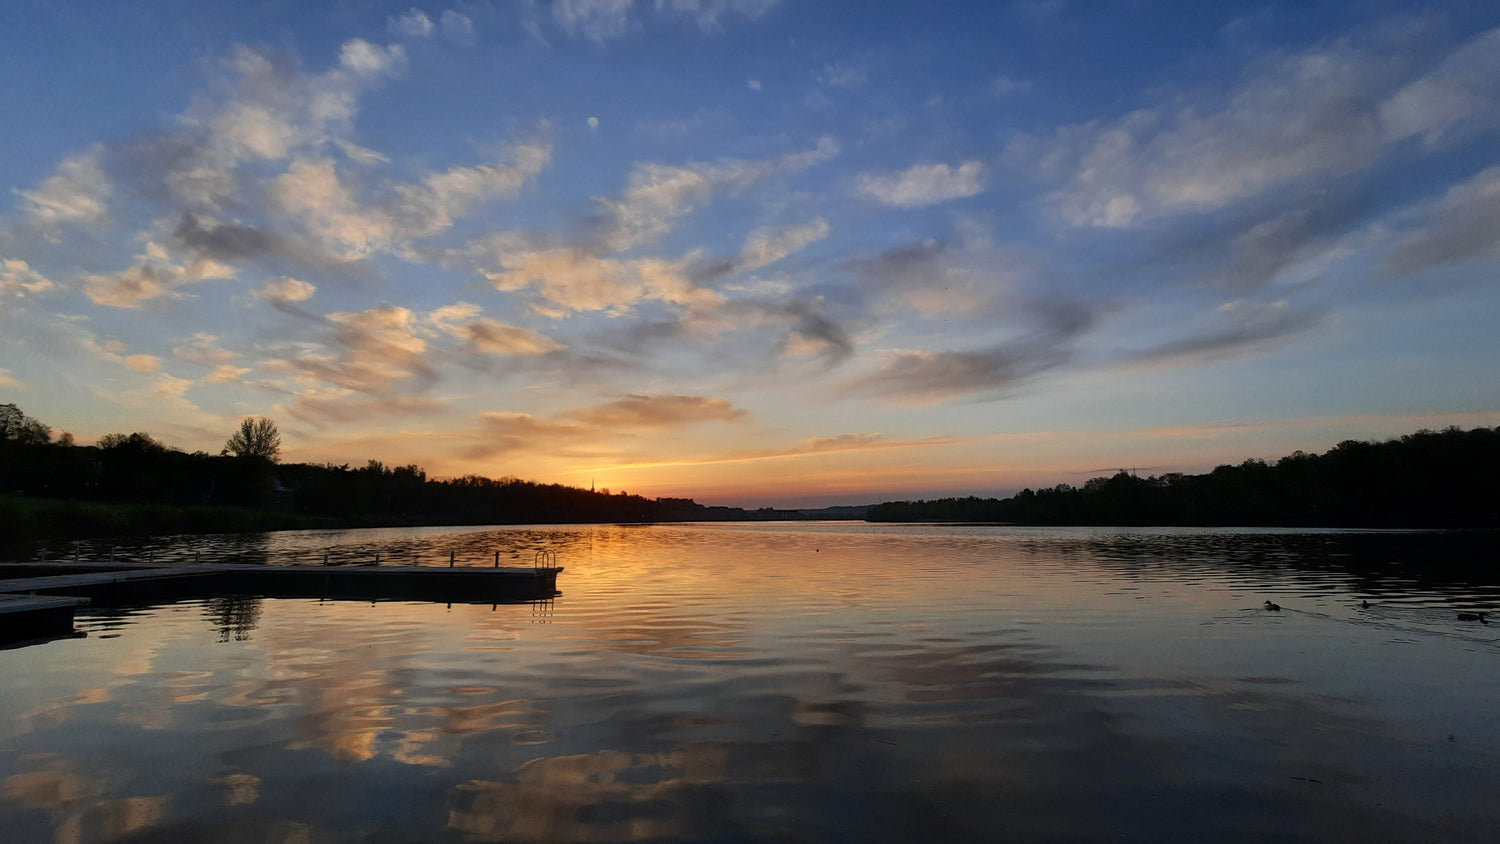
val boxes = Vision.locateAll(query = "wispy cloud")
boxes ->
[0,258,55,299]
[388,8,437,38]
[1116,300,1324,368]
[482,248,721,316]
[816,61,867,89]
[854,161,987,208]
[15,147,111,236]
[597,431,959,470]
[565,394,747,427]
[554,0,635,41]
[460,392,747,459]
[429,303,566,355]
[83,242,236,308]
[1018,25,1500,228]
[598,138,837,251]
[739,217,829,270]
[844,298,1097,403]
[991,76,1034,95]
[1386,165,1500,275]
[554,0,780,41]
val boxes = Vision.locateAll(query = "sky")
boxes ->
[2,0,1500,507]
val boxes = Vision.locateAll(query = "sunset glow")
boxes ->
[3,2,1499,506]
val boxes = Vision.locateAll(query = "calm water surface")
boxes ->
[3,523,1499,842]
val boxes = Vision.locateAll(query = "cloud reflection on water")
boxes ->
[1,525,1498,842]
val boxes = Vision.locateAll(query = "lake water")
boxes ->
[3,523,1499,842]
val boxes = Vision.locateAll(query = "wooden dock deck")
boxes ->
[0,560,563,644]
[0,593,92,644]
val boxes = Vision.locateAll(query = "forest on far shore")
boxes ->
[0,404,823,547]
[867,426,1500,528]
[4,402,1499,541]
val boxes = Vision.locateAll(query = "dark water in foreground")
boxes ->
[3,523,1499,843]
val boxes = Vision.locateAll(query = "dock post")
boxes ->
[450,550,455,568]
[494,551,499,568]
[110,546,115,563]
[195,551,201,564]
[74,545,79,563]
[375,552,381,566]
[323,551,329,566]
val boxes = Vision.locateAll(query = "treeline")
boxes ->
[0,403,780,545]
[868,426,1500,528]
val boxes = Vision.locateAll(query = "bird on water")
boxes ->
[1457,612,1488,623]
[1263,601,1281,611]
[1359,600,1370,609]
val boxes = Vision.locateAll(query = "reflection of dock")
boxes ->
[0,561,563,644]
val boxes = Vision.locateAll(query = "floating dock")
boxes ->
[0,561,563,645]
[0,593,91,645]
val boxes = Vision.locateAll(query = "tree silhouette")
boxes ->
[224,417,281,462]
[0,403,52,444]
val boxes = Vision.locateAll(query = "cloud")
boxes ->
[388,8,436,38]
[172,332,243,366]
[1386,165,1500,275]
[846,344,1064,405]
[162,39,407,210]
[260,277,317,303]
[740,217,830,270]
[1380,28,1500,147]
[565,394,747,427]
[840,236,1022,318]
[598,138,837,250]
[440,10,476,42]
[853,161,987,208]
[0,258,55,298]
[263,304,435,403]
[15,147,111,234]
[482,248,722,315]
[172,333,253,382]
[1022,26,1500,228]
[657,0,781,30]
[269,158,397,260]
[603,430,960,469]
[554,0,634,41]
[124,354,162,373]
[843,298,1098,403]
[261,298,569,425]
[171,213,286,265]
[429,303,566,355]
[461,410,596,459]
[206,364,252,383]
[816,61,867,89]
[338,38,408,78]
[776,301,853,360]
[1119,300,1324,367]
[83,242,236,308]
[394,142,552,238]
[460,392,749,460]
[280,390,446,425]
[270,142,550,260]
[992,76,1034,95]
[553,0,780,40]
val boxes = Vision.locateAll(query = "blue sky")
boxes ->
[3,0,1499,506]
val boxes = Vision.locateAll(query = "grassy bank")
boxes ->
[0,494,339,550]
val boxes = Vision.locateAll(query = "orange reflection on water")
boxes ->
[449,744,731,843]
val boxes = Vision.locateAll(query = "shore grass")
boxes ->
[0,495,338,547]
